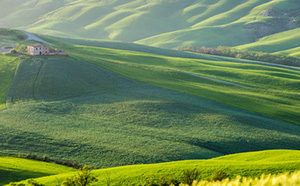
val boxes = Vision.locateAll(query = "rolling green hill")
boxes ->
[5,150,300,186]
[0,156,75,185]
[1,0,300,53]
[236,28,300,57]
[1,35,300,169]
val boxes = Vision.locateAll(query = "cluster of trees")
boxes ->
[8,43,27,54]
[175,46,300,67]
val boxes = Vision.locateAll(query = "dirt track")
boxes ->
[21,31,54,46]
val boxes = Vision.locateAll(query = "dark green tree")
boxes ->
[61,166,98,186]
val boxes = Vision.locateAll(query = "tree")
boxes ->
[61,166,98,186]
[16,44,27,53]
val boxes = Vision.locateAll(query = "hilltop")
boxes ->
[1,0,300,55]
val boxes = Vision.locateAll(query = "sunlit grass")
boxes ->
[186,171,300,186]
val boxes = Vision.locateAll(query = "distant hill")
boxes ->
[1,0,300,55]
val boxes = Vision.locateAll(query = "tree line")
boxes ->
[175,46,300,67]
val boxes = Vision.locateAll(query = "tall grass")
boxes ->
[184,171,300,186]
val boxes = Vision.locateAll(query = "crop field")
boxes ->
[0,56,22,108]
[1,1,300,185]
[62,41,300,125]
[0,37,300,169]
[6,150,300,186]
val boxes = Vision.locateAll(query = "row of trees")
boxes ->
[175,46,300,67]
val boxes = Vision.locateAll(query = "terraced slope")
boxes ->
[2,0,300,52]
[7,150,300,186]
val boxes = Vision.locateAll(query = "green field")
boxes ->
[0,35,300,169]
[237,28,300,56]
[58,39,300,125]
[0,56,22,108]
[0,156,75,185]
[1,2,300,185]
[5,150,300,186]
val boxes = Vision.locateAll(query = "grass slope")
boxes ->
[56,39,300,125]
[0,56,22,108]
[8,150,300,186]
[2,0,300,52]
[1,36,300,169]
[0,156,75,185]
[236,28,300,56]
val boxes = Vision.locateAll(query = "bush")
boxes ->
[181,168,201,185]
[27,179,45,186]
[211,170,229,181]
[9,49,17,54]
[61,166,98,186]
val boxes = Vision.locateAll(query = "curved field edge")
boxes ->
[0,157,76,185]
[45,37,300,125]
[7,150,300,186]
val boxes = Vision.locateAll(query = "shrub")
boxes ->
[9,49,17,54]
[211,170,229,181]
[181,168,201,185]
[61,166,98,186]
[27,179,45,186]
[42,155,49,162]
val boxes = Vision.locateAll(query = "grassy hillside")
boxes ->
[0,156,75,185]
[236,28,300,56]
[57,39,300,125]
[7,150,300,186]
[1,35,300,169]
[0,56,22,108]
[1,0,300,52]
[0,28,27,43]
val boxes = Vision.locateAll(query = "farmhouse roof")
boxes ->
[28,43,48,47]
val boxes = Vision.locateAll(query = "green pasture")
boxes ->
[236,28,300,55]
[1,41,300,169]
[0,156,75,185]
[63,42,300,125]
[0,56,21,108]
[7,150,300,186]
